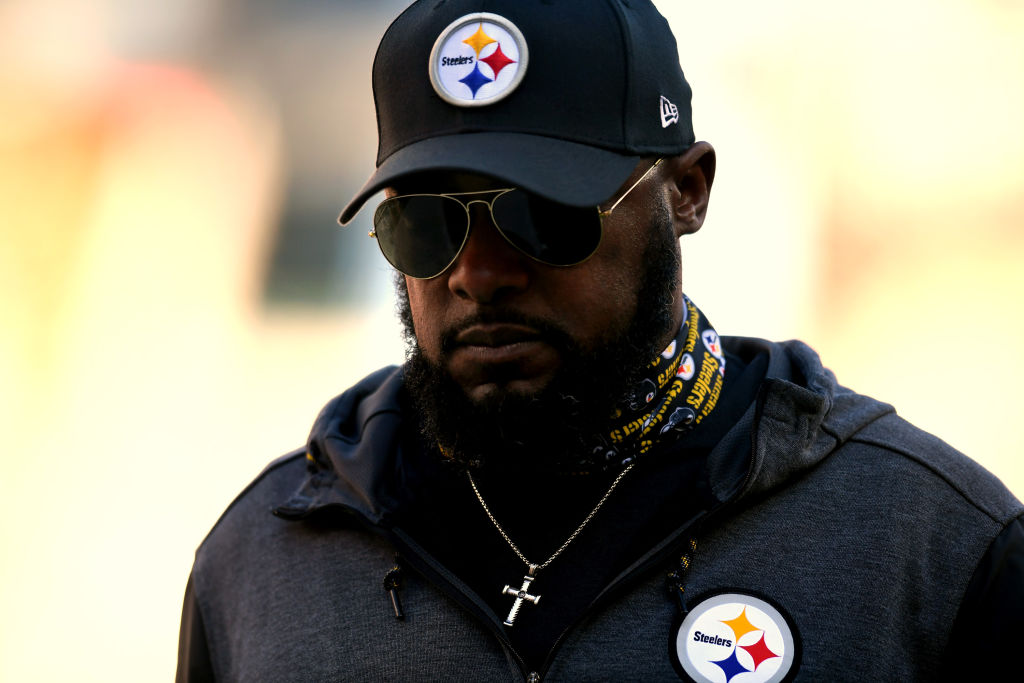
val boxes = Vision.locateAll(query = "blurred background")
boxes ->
[2,0,1022,679]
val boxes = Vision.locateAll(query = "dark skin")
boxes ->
[391,142,716,405]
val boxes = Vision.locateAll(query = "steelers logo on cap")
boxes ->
[429,13,528,107]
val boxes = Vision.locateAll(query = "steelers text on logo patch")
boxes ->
[428,13,528,107]
[672,593,798,683]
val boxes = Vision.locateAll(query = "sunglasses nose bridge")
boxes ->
[460,197,502,235]
[462,197,497,220]
[445,195,533,302]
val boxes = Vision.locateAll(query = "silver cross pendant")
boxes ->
[502,564,541,626]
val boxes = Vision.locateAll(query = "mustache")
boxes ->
[438,310,578,356]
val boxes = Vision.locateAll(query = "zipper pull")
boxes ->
[666,538,697,616]
[383,559,405,620]
[666,570,688,615]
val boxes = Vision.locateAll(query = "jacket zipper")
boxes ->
[284,474,754,683]
[389,451,756,682]
[531,420,766,682]
[534,515,710,680]
[388,527,535,681]
[277,502,535,680]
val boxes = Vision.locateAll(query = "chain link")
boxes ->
[467,463,635,572]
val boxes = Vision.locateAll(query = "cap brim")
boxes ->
[338,132,641,225]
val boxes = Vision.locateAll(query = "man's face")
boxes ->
[392,160,686,471]
[397,161,682,404]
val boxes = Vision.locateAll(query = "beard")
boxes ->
[399,205,681,473]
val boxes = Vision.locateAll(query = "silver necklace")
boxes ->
[467,463,635,627]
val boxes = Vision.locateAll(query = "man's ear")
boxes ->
[665,142,715,238]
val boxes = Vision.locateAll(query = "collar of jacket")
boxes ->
[273,365,406,524]
[273,338,896,524]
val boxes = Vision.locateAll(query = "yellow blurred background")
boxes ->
[1,0,1022,679]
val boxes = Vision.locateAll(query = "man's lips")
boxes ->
[450,323,550,365]
[443,322,564,395]
[454,323,543,348]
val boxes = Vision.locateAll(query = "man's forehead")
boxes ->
[387,170,511,196]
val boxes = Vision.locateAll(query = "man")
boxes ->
[177,1,1024,681]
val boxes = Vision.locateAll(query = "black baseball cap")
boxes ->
[339,0,695,225]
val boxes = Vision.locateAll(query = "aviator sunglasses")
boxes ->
[370,158,663,279]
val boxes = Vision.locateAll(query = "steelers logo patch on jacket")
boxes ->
[672,592,799,682]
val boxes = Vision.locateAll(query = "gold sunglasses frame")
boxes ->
[370,158,662,279]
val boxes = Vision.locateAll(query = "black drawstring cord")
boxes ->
[383,555,405,620]
[666,538,698,615]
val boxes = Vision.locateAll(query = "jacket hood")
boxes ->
[709,338,894,503]
[278,338,895,522]
[275,366,406,524]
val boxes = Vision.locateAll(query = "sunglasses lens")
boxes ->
[373,195,468,278]
[373,189,602,277]
[491,192,601,267]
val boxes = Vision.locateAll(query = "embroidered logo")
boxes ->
[428,13,528,107]
[673,593,798,683]
[660,95,680,128]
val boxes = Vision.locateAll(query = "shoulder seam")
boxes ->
[846,434,1009,525]
[194,446,307,556]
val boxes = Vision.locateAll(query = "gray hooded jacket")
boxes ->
[177,338,1023,681]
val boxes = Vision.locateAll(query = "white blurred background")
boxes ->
[2,1,1022,679]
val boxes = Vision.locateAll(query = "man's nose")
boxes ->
[445,203,530,303]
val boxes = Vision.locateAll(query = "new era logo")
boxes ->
[660,95,679,128]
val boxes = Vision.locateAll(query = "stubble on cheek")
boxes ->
[404,279,438,360]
